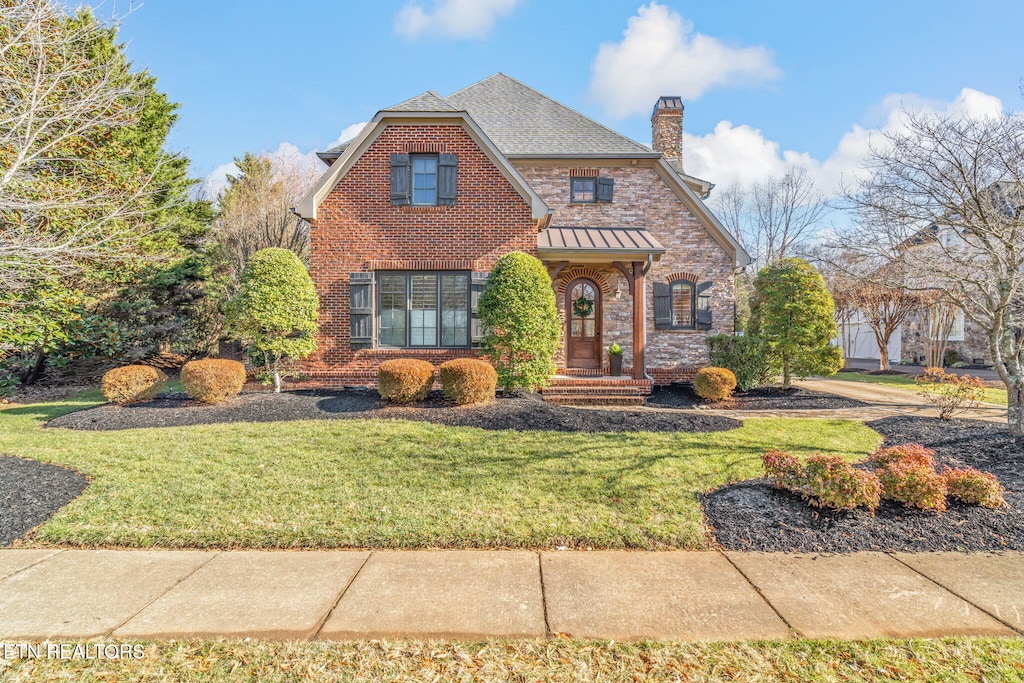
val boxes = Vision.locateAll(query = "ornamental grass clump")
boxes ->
[761,450,881,512]
[439,358,497,405]
[101,365,168,405]
[181,359,247,404]
[943,467,1006,508]
[693,367,737,401]
[377,359,435,404]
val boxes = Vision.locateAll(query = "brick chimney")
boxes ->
[651,96,684,168]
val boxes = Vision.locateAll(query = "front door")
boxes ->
[566,277,601,369]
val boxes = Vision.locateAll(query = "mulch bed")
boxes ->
[0,456,89,547]
[704,415,1024,552]
[645,385,867,410]
[46,390,740,434]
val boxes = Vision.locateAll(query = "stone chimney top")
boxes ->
[651,96,684,168]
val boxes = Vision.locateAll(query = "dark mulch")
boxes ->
[0,456,89,546]
[46,390,740,434]
[704,415,1024,552]
[645,385,867,410]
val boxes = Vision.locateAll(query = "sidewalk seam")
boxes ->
[0,549,66,583]
[310,550,373,640]
[718,550,802,638]
[538,552,551,637]
[104,551,221,637]
[887,553,1024,636]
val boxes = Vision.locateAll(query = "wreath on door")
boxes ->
[572,296,594,318]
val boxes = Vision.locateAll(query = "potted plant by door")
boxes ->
[608,343,623,376]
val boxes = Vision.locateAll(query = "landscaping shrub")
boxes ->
[477,252,561,392]
[439,358,497,405]
[868,443,937,470]
[706,333,776,391]
[943,467,1006,509]
[101,365,168,405]
[180,359,246,404]
[875,460,948,513]
[915,366,986,419]
[693,367,737,401]
[377,359,435,404]
[761,450,881,512]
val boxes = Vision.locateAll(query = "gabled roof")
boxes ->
[385,90,457,113]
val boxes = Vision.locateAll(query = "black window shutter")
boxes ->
[653,282,671,330]
[470,272,489,347]
[390,154,410,205]
[596,176,614,202]
[438,154,458,205]
[350,273,374,349]
[696,281,713,329]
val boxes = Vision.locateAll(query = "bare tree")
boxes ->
[847,282,919,371]
[712,166,829,273]
[212,152,317,284]
[841,109,1024,436]
[0,0,156,292]
[920,295,958,368]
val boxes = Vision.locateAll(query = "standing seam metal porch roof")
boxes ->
[537,227,666,259]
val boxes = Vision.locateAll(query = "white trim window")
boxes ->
[948,309,965,341]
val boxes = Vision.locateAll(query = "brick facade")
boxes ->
[302,123,535,384]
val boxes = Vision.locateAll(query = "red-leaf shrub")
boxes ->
[377,359,435,404]
[943,467,1006,509]
[102,365,168,405]
[869,443,936,470]
[875,460,948,513]
[693,367,738,401]
[761,450,881,512]
[181,359,247,404]
[915,366,986,419]
[439,358,497,405]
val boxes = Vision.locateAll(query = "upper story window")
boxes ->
[570,176,615,203]
[412,155,438,205]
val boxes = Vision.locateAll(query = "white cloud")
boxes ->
[394,0,517,39]
[685,88,1007,197]
[325,121,370,150]
[200,161,238,200]
[590,2,780,117]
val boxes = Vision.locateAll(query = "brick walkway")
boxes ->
[0,549,1021,641]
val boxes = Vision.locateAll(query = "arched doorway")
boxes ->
[565,277,601,369]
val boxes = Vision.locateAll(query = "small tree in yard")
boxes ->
[749,258,843,389]
[478,252,561,392]
[226,248,318,392]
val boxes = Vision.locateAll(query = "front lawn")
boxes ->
[0,393,880,550]
[833,371,1009,406]
[5,638,1024,682]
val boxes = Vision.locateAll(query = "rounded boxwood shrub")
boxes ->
[693,367,737,401]
[181,359,247,404]
[102,365,168,405]
[439,358,498,405]
[377,359,435,404]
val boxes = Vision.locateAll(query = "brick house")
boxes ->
[295,74,749,400]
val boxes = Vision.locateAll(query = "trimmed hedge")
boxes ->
[102,365,168,405]
[693,367,737,401]
[377,359,435,404]
[705,333,776,391]
[439,358,497,405]
[181,359,247,404]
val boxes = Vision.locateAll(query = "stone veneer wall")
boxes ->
[517,163,736,381]
[901,309,992,366]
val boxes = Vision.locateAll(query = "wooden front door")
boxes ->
[566,278,601,369]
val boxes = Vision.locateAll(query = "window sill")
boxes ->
[398,205,450,213]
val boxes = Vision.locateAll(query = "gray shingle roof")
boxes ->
[384,90,458,113]
[447,74,653,156]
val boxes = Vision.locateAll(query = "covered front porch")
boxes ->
[537,226,665,402]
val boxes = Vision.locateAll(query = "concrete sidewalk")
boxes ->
[0,549,1022,642]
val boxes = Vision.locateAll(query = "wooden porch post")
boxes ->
[632,261,645,380]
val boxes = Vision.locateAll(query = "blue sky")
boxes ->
[108,0,1023,197]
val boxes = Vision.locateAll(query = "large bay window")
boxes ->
[377,272,470,348]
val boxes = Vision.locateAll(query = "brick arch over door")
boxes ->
[554,267,612,297]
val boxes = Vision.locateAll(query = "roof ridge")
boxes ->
[449,73,650,154]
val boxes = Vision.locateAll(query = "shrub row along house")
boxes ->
[294,74,750,401]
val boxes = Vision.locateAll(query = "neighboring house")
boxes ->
[294,73,749,398]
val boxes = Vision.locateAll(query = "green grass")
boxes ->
[4,638,1023,682]
[833,371,1008,406]
[0,392,880,550]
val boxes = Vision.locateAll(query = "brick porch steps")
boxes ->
[540,376,653,407]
